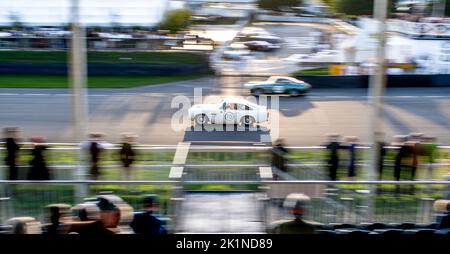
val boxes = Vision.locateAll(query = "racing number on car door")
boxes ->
[224,103,237,124]
[225,112,234,121]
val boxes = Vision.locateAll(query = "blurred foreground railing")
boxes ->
[0,180,449,232]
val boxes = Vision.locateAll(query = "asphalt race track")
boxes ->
[1,76,449,145]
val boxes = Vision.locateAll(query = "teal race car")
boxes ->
[244,76,312,97]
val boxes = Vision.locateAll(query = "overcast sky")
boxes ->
[0,0,185,26]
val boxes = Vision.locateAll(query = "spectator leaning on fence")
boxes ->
[343,136,358,179]
[28,136,50,180]
[393,135,408,182]
[81,133,112,180]
[271,139,289,177]
[377,140,387,180]
[119,133,137,181]
[3,127,20,180]
[325,133,341,181]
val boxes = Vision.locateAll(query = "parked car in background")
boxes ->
[244,76,312,97]
[244,40,280,51]
[283,54,309,63]
[284,50,343,64]
[222,44,252,60]
[247,35,283,45]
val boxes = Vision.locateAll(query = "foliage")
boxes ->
[257,0,302,12]
[325,0,394,16]
[159,9,192,33]
[446,0,450,16]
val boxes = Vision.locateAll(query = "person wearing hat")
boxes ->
[119,133,137,182]
[3,127,20,180]
[6,217,42,234]
[376,139,387,180]
[271,139,289,178]
[130,194,167,235]
[71,202,100,222]
[68,195,132,234]
[343,136,359,179]
[267,193,321,234]
[433,200,450,229]
[422,136,438,180]
[43,204,72,234]
[393,135,408,183]
[28,136,50,180]
[81,133,112,180]
[407,133,425,182]
[324,134,341,181]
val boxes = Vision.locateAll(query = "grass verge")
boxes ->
[0,51,207,65]
[0,74,210,88]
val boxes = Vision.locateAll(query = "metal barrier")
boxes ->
[1,143,449,182]
[0,180,449,231]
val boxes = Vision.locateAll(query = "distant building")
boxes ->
[435,41,450,73]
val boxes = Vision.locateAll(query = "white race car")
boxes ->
[188,97,269,126]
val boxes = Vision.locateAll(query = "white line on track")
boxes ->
[0,93,449,100]
[423,95,448,98]
[393,95,419,98]
[323,95,353,99]
[22,93,49,96]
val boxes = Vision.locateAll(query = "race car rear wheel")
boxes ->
[252,89,264,96]
[241,116,255,127]
[289,89,300,97]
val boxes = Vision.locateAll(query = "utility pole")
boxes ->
[70,0,89,203]
[367,0,388,221]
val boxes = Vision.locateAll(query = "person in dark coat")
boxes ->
[344,136,358,179]
[267,193,322,234]
[130,195,167,235]
[377,141,386,180]
[89,134,102,180]
[4,127,20,180]
[43,204,71,235]
[407,133,425,181]
[69,202,115,235]
[325,134,341,181]
[28,136,50,180]
[119,133,137,181]
[393,135,408,182]
[82,133,111,180]
[69,195,134,234]
[271,139,289,174]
